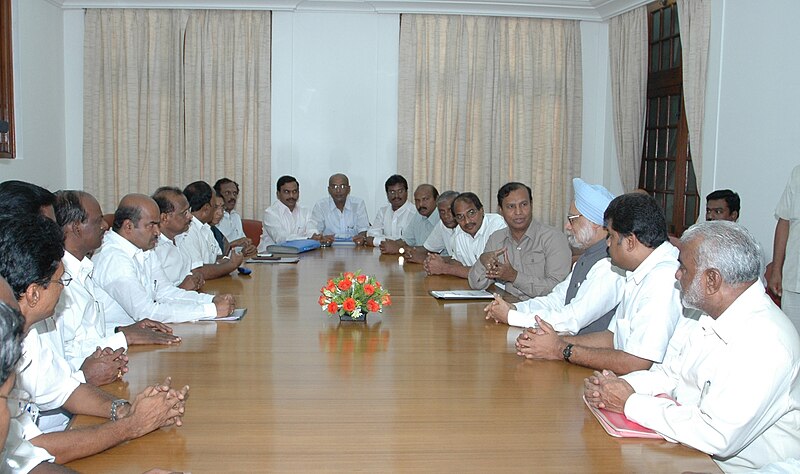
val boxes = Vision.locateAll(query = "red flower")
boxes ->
[381,294,392,306]
[363,283,375,296]
[326,302,339,314]
[343,297,357,312]
[337,278,352,291]
[318,295,328,307]
[366,299,380,313]
[375,281,382,288]
[356,274,367,284]
[343,272,355,280]
[326,279,335,292]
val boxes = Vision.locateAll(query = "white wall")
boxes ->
[701,0,800,258]
[271,11,399,220]
[0,0,66,189]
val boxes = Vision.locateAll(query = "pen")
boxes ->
[153,280,158,302]
[698,380,711,406]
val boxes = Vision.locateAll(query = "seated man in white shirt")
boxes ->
[52,191,181,376]
[484,178,624,335]
[213,177,253,249]
[365,174,416,250]
[423,192,506,279]
[152,186,205,290]
[258,175,315,252]
[469,182,572,299]
[93,193,236,326]
[0,213,189,465]
[515,193,682,375]
[405,190,459,263]
[381,184,440,255]
[178,181,246,280]
[310,173,371,244]
[585,221,800,471]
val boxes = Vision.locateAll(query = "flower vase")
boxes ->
[339,311,368,322]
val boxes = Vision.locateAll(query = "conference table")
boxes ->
[67,246,720,473]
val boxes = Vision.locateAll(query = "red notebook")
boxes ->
[583,395,664,439]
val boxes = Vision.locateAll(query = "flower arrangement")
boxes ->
[319,271,391,320]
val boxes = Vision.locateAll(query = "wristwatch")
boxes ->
[562,343,574,363]
[110,399,130,421]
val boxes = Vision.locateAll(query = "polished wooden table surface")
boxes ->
[67,246,720,473]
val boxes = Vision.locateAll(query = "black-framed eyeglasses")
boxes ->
[567,214,582,225]
[51,272,72,288]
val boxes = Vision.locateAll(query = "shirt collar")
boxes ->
[698,281,765,345]
[62,250,94,285]
[327,196,352,212]
[103,230,144,260]
[191,215,209,230]
[424,208,440,224]
[629,241,679,284]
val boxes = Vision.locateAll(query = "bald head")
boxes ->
[113,194,161,251]
[328,173,351,208]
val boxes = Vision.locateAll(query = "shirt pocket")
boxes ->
[525,250,546,277]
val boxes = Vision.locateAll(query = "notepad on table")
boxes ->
[583,395,664,439]
[198,308,248,322]
[246,255,300,264]
[429,290,495,300]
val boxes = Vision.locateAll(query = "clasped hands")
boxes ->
[480,248,517,282]
[514,315,566,360]
[583,369,634,414]
[124,377,190,438]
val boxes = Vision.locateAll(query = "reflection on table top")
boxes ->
[67,246,720,473]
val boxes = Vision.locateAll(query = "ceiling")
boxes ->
[53,0,651,21]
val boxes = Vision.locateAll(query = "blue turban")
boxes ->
[573,178,614,226]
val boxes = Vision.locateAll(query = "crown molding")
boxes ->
[56,0,650,21]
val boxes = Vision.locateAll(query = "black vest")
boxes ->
[566,239,619,335]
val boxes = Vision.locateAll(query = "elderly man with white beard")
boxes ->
[585,221,800,472]
[484,178,625,335]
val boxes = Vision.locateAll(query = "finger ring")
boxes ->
[117,369,123,379]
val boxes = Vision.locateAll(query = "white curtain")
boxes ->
[609,6,648,193]
[83,9,188,213]
[677,0,711,191]
[184,10,271,221]
[398,15,582,226]
[83,9,271,218]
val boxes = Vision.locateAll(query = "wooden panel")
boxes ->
[67,247,720,473]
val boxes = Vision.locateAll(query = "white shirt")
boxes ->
[258,200,315,252]
[776,164,800,292]
[423,221,457,256]
[176,216,221,266]
[608,241,682,363]
[154,233,199,286]
[1,416,54,473]
[309,196,370,238]
[51,251,128,371]
[508,257,625,332]
[17,327,81,414]
[449,213,507,266]
[623,282,800,471]
[92,230,216,326]
[367,201,417,246]
[217,209,245,242]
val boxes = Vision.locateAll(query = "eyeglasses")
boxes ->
[51,272,72,288]
[567,214,582,225]
[221,190,239,197]
[387,189,407,197]
[454,208,480,222]
[1,389,37,420]
[329,184,349,191]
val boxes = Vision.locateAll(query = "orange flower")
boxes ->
[343,272,355,280]
[366,299,380,313]
[343,297,357,312]
[337,278,352,291]
[375,281,382,288]
[356,274,367,284]
[363,283,375,296]
[326,279,335,292]
[381,294,392,306]
[318,295,328,307]
[326,302,339,314]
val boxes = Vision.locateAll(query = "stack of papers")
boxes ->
[198,308,248,322]
[429,290,495,300]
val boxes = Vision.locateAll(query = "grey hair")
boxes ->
[436,190,459,206]
[680,221,763,285]
[0,301,24,386]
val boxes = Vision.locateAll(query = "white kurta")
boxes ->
[309,196,370,238]
[449,213,507,266]
[176,216,222,265]
[216,209,246,241]
[367,201,417,246]
[258,200,314,252]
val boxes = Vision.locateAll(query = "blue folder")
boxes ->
[266,239,321,254]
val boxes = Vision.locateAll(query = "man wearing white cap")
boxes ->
[469,182,571,299]
[507,192,682,375]
[485,178,624,334]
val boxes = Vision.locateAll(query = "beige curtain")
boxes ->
[609,6,648,193]
[677,0,711,191]
[83,9,188,213]
[398,15,582,226]
[184,10,271,220]
[84,9,271,218]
